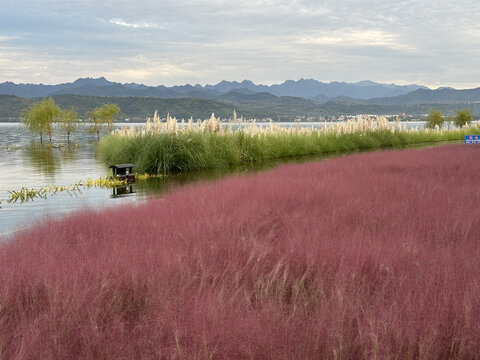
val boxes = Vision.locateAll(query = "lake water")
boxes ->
[0,121,427,239]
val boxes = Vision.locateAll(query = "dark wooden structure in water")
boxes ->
[112,184,135,197]
[109,164,136,184]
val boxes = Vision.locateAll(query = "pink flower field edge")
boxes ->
[0,144,479,359]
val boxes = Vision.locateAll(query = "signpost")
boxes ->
[465,135,480,144]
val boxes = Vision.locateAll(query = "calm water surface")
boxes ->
[0,123,132,238]
[0,121,427,239]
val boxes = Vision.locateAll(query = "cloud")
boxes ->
[298,29,416,52]
[0,35,18,42]
[103,55,196,83]
[108,18,166,29]
[1,0,480,88]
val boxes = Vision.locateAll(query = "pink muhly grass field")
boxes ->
[1,144,479,359]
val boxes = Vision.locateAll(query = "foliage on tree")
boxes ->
[87,103,120,140]
[58,108,79,144]
[21,98,60,143]
[425,109,444,130]
[454,109,472,128]
[86,107,102,141]
[99,103,120,132]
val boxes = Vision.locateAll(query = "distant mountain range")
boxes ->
[0,77,428,100]
[1,92,480,122]
[1,77,480,120]
[363,87,480,105]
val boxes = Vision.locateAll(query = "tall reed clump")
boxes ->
[99,111,480,174]
[1,144,479,359]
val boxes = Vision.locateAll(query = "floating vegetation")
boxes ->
[0,143,81,151]
[29,142,80,150]
[2,174,165,205]
[81,177,127,189]
[5,177,127,204]
[0,145,22,151]
[136,173,164,181]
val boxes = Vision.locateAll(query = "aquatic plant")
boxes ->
[100,112,480,174]
[5,177,128,204]
[135,173,164,181]
[0,145,22,151]
[0,144,479,358]
[3,174,163,204]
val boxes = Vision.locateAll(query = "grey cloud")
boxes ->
[1,0,480,88]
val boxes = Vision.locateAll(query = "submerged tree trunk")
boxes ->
[97,130,100,141]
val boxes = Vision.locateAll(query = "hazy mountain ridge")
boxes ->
[0,77,428,101]
[2,92,480,122]
[2,77,480,120]
[269,79,427,99]
[364,87,480,105]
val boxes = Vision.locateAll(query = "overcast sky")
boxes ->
[1,0,479,88]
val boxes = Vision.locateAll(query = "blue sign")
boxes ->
[465,135,480,144]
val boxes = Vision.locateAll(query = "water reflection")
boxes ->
[111,184,136,198]
[22,144,82,182]
[23,145,58,178]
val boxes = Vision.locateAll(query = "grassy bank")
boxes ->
[99,113,480,174]
[1,144,480,358]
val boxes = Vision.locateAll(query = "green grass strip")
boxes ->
[99,126,480,175]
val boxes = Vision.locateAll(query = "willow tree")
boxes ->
[87,107,102,141]
[87,103,120,140]
[58,108,79,144]
[21,98,60,143]
[100,103,120,132]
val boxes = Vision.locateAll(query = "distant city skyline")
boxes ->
[1,0,480,89]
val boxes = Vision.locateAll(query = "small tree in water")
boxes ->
[58,108,78,145]
[87,103,120,140]
[87,107,102,140]
[21,98,60,144]
[425,109,444,130]
[100,103,120,132]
